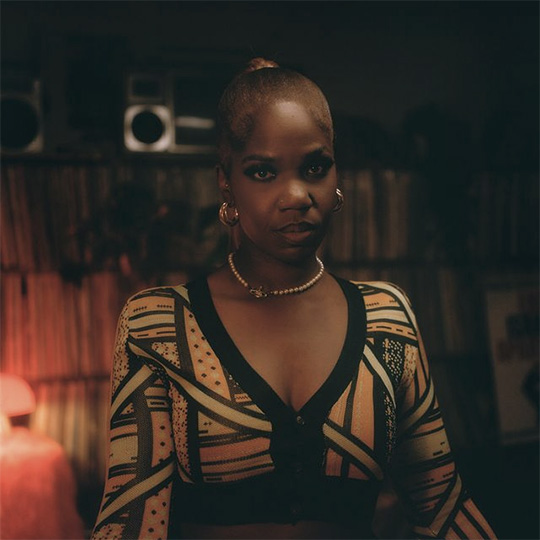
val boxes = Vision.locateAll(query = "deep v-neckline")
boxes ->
[186,274,367,427]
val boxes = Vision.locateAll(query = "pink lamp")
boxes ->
[0,373,85,539]
[0,373,36,434]
[0,373,36,417]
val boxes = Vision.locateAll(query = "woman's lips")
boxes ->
[275,222,318,243]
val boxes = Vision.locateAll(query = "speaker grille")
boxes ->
[1,78,43,154]
[124,105,172,152]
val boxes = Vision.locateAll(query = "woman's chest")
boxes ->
[149,330,398,487]
[162,343,395,487]
[217,304,348,412]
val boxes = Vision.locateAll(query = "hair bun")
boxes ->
[244,57,280,73]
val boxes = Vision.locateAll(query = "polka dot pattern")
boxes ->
[382,338,405,388]
[140,484,171,540]
[121,403,134,415]
[152,341,181,369]
[400,344,417,392]
[92,521,125,539]
[170,385,191,480]
[184,307,231,399]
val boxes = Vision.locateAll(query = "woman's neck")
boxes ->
[232,247,322,293]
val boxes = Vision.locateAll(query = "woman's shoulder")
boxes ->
[342,278,411,304]
[339,278,421,347]
[339,278,417,318]
[122,282,193,314]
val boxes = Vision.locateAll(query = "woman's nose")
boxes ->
[278,178,313,210]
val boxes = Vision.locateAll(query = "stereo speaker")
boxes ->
[123,73,173,153]
[123,70,225,155]
[1,77,44,154]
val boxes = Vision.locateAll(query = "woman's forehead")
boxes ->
[243,100,333,146]
[254,98,326,119]
[254,100,318,125]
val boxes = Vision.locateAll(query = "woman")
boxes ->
[92,59,496,539]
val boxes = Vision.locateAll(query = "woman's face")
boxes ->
[221,100,337,263]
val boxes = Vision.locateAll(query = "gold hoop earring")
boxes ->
[219,202,239,226]
[332,188,344,213]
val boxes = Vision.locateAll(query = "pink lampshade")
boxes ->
[0,373,36,417]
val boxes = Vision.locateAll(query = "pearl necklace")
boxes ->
[227,252,325,299]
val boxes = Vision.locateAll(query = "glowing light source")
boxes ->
[0,373,36,417]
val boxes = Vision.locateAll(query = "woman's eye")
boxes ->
[305,160,332,177]
[245,166,275,181]
[307,164,324,176]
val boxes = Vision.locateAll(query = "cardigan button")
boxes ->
[295,415,305,426]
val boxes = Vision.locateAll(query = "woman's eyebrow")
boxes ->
[242,147,332,164]
[304,147,333,159]
[241,154,275,164]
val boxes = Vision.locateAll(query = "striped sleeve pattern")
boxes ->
[125,288,274,486]
[91,299,176,540]
[381,283,496,539]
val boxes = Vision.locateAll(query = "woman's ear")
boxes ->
[216,164,234,204]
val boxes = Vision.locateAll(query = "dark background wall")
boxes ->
[2,1,538,169]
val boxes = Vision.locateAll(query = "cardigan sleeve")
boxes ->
[91,300,176,540]
[389,287,497,539]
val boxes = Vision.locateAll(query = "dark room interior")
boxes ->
[1,1,538,539]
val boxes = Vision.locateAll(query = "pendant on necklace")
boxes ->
[249,286,268,299]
